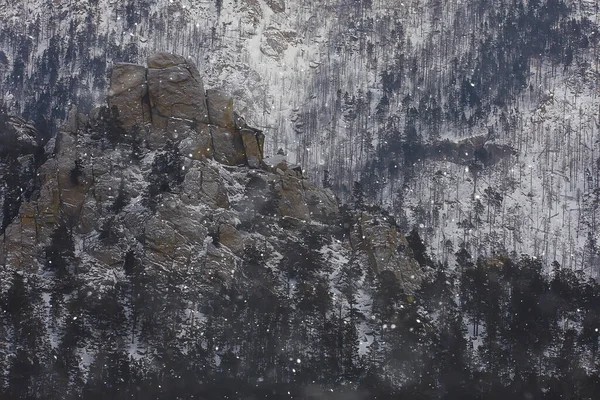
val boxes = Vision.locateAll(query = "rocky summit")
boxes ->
[107,52,264,166]
[1,53,348,273]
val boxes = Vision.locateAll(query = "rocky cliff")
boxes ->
[0,54,429,397]
[0,0,597,270]
[0,51,424,297]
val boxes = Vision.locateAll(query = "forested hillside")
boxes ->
[0,0,598,398]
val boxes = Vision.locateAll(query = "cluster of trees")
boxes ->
[0,105,42,234]
[1,204,600,398]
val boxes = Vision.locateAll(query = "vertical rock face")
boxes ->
[0,108,83,271]
[108,52,264,168]
[147,64,209,123]
[241,129,262,168]
[211,126,246,166]
[206,89,235,130]
[178,124,214,160]
[146,53,210,149]
[350,214,423,294]
[107,63,150,129]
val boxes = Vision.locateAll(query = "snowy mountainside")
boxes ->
[0,0,599,268]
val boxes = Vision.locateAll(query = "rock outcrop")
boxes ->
[107,63,150,129]
[147,53,209,138]
[265,0,285,13]
[109,53,263,167]
[352,213,423,293]
[206,89,235,130]
[0,52,423,301]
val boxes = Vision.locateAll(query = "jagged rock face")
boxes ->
[347,213,423,294]
[206,89,235,130]
[181,163,230,209]
[147,54,209,124]
[107,63,150,130]
[178,124,214,160]
[0,109,421,289]
[0,116,38,155]
[0,92,430,394]
[210,126,246,166]
[0,52,424,306]
[363,215,422,292]
[108,53,264,168]
[241,129,262,168]
[276,173,311,221]
[0,112,41,237]
[304,184,338,220]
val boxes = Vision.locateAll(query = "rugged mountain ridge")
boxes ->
[1,52,362,275]
[107,52,265,165]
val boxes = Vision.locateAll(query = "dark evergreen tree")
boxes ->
[352,181,365,210]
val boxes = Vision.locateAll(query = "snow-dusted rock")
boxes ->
[276,174,310,221]
[218,223,245,257]
[304,184,338,221]
[146,52,188,70]
[260,27,289,60]
[178,124,214,160]
[241,129,262,168]
[206,89,235,130]
[210,125,246,166]
[265,0,285,13]
[147,59,209,124]
[106,53,265,169]
[157,193,209,246]
[353,213,423,294]
[107,63,150,130]
[182,163,230,209]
